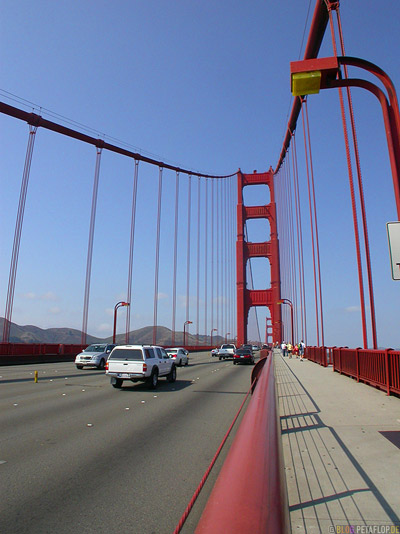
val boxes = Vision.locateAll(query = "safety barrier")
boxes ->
[0,343,87,365]
[305,345,328,366]
[195,352,289,534]
[332,347,400,396]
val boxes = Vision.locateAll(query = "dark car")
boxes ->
[233,347,255,365]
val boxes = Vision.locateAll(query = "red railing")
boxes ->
[305,345,328,367]
[0,343,87,365]
[195,352,289,533]
[305,345,400,396]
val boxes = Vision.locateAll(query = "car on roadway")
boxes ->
[233,347,255,365]
[252,344,260,351]
[166,347,189,366]
[105,344,176,389]
[75,343,116,370]
[218,344,236,360]
[241,344,254,353]
[211,348,219,357]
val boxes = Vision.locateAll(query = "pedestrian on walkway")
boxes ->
[287,342,293,358]
[281,341,287,357]
[299,340,305,361]
[294,343,299,358]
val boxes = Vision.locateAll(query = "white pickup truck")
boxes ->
[218,343,236,360]
[105,345,176,389]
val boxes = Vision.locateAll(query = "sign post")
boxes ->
[387,222,400,280]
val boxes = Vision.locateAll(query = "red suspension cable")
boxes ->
[82,147,102,345]
[171,172,180,346]
[292,135,308,345]
[153,167,163,345]
[303,100,325,347]
[186,176,192,331]
[196,177,201,344]
[326,6,368,348]
[204,179,208,345]
[301,102,321,346]
[330,3,377,348]
[3,124,37,343]
[126,160,139,343]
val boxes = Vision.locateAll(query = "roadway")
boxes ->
[0,351,254,534]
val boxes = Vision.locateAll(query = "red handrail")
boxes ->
[195,354,289,534]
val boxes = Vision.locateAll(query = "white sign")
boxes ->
[387,222,400,280]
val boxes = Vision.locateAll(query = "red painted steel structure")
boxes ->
[0,343,87,365]
[195,353,289,534]
[305,346,400,396]
[236,170,282,347]
[331,347,400,396]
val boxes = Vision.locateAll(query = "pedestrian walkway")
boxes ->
[274,350,400,533]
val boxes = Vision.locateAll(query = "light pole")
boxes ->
[277,299,294,344]
[225,332,230,344]
[113,301,130,344]
[210,328,217,347]
[183,320,192,347]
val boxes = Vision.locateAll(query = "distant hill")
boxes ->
[0,318,225,347]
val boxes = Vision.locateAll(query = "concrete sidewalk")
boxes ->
[275,350,400,534]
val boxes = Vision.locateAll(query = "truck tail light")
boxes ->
[143,363,147,372]
[105,361,109,370]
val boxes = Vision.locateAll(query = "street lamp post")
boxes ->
[277,299,294,344]
[183,320,192,347]
[225,332,231,344]
[210,328,217,347]
[113,301,130,344]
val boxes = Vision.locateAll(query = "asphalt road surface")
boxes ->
[0,351,256,534]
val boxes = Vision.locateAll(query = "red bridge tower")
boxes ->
[236,170,282,346]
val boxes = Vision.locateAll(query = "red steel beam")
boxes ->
[0,101,235,180]
[275,0,330,173]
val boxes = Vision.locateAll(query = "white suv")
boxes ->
[75,343,116,370]
[218,344,236,360]
[105,345,176,389]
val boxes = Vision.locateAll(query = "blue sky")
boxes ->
[1,1,399,348]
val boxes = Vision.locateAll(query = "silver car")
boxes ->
[75,343,116,370]
[166,347,189,366]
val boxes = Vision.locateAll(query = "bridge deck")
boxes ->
[275,350,400,533]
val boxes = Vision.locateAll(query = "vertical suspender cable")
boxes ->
[227,179,230,340]
[82,147,102,345]
[292,135,308,345]
[283,160,292,315]
[328,3,376,348]
[221,179,225,340]
[233,177,237,340]
[3,124,37,343]
[126,160,139,343]
[186,175,192,330]
[172,172,180,346]
[301,102,321,346]
[196,177,201,344]
[204,179,208,345]
[211,179,215,341]
[303,101,324,346]
[216,180,220,336]
[153,167,163,345]
[290,140,302,343]
[287,148,298,341]
[229,178,234,340]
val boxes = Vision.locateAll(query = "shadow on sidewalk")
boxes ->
[276,354,400,531]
